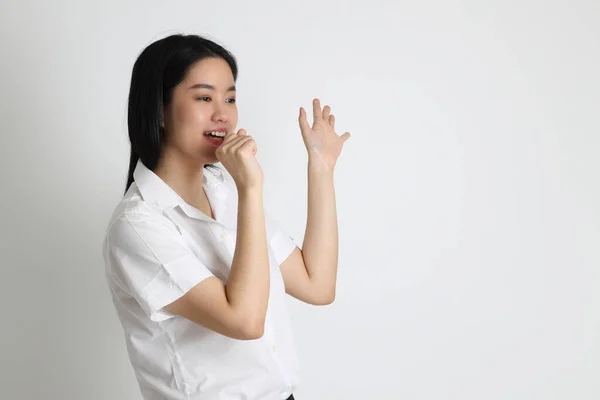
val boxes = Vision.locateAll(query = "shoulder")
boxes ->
[104,183,179,245]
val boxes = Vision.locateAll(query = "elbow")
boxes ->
[313,289,336,306]
[238,316,266,340]
[243,325,265,340]
[321,293,336,305]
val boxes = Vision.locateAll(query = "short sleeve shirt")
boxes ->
[102,160,300,400]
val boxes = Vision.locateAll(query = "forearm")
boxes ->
[227,186,270,327]
[301,160,338,296]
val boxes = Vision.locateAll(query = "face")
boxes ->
[162,57,237,164]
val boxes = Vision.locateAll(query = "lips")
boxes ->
[203,133,225,146]
[203,127,227,134]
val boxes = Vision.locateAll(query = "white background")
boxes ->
[1,1,598,399]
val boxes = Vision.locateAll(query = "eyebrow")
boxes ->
[188,83,236,92]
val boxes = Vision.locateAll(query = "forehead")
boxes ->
[183,57,234,86]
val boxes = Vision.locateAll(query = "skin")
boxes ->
[154,57,241,215]
[155,56,351,339]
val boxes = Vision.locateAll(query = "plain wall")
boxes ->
[1,1,598,399]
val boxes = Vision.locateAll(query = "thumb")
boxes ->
[341,132,351,142]
[298,107,311,134]
[237,128,247,136]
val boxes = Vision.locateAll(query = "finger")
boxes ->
[222,130,240,145]
[329,114,335,129]
[221,135,249,151]
[228,134,252,149]
[239,137,258,155]
[322,105,331,121]
[222,128,248,147]
[312,98,322,124]
[341,132,351,142]
[298,107,311,134]
[219,133,245,150]
[230,135,255,153]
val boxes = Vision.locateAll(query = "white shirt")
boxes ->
[103,160,300,400]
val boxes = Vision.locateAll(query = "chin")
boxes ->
[199,154,220,166]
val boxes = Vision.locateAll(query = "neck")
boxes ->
[154,148,207,207]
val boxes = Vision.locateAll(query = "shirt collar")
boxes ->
[133,159,229,222]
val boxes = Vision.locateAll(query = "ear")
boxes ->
[161,105,169,129]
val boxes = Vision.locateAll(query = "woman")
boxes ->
[103,33,350,400]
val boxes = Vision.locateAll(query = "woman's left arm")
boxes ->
[280,98,350,305]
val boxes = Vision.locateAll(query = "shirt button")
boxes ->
[220,231,227,240]
[271,345,276,353]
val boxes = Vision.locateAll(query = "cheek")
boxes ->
[176,102,208,127]
[229,108,239,127]
[169,107,204,145]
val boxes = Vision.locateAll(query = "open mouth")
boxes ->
[204,130,227,142]
[203,131,226,140]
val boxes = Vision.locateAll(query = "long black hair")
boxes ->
[125,34,238,194]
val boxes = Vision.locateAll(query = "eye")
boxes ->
[196,96,211,102]
[226,98,236,104]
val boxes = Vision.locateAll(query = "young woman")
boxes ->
[103,34,350,400]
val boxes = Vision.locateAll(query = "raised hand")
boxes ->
[298,98,351,168]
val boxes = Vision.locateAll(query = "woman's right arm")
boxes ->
[165,129,269,340]
[165,186,269,340]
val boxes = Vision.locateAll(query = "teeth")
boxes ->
[205,131,226,137]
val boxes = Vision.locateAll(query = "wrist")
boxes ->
[308,158,335,173]
[237,184,263,198]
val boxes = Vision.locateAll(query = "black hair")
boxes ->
[124,34,238,194]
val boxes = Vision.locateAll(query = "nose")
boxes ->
[211,102,228,123]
